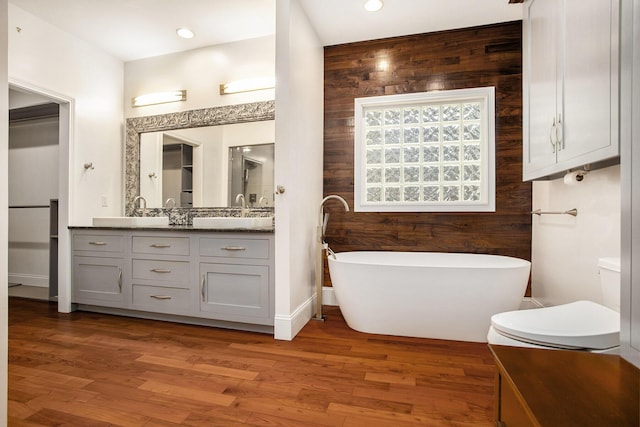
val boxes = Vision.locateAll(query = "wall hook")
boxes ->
[84,162,94,170]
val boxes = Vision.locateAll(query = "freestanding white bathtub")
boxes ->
[327,251,531,342]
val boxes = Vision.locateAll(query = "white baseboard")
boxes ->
[274,294,315,341]
[8,273,48,288]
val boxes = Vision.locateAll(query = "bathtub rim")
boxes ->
[327,250,531,269]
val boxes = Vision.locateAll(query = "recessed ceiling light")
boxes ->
[364,0,384,12]
[176,27,195,39]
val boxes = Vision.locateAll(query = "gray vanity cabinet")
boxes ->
[198,235,274,326]
[71,229,274,330]
[72,232,125,307]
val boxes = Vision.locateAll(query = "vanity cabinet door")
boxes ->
[72,230,126,307]
[73,256,125,307]
[199,263,272,325]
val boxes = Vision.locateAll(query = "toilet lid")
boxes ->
[491,300,620,350]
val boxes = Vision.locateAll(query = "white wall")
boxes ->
[532,165,621,306]
[274,0,324,340]
[1,0,8,420]
[9,4,124,225]
[124,36,275,118]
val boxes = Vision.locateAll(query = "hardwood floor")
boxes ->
[8,298,496,426]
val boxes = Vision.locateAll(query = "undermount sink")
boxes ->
[92,216,170,227]
[192,216,274,229]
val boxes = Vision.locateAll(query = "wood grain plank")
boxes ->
[138,379,237,406]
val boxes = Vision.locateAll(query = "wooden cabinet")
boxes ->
[72,232,125,307]
[490,345,639,426]
[71,229,274,330]
[522,0,619,180]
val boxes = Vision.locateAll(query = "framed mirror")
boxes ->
[125,100,275,215]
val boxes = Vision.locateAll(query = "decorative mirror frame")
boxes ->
[125,100,276,215]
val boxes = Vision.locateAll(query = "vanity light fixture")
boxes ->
[176,27,194,39]
[132,90,187,107]
[364,0,384,12]
[220,76,275,95]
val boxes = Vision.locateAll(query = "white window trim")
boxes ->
[354,87,496,212]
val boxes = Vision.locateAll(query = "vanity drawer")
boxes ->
[199,237,270,259]
[131,284,190,315]
[73,233,125,254]
[132,259,191,283]
[132,236,190,256]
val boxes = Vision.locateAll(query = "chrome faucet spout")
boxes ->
[319,195,350,239]
[235,193,249,217]
[134,196,147,216]
[164,197,176,208]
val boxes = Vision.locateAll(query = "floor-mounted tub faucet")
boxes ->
[314,195,350,322]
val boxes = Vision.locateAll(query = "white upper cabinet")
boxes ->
[523,0,620,180]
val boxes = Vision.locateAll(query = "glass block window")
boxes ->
[354,87,495,212]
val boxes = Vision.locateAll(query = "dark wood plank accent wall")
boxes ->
[323,21,531,291]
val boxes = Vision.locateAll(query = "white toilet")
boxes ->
[487,257,621,352]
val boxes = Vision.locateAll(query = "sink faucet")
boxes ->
[164,198,176,208]
[258,196,269,207]
[235,193,250,217]
[134,196,147,217]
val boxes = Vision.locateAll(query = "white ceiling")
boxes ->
[9,0,522,62]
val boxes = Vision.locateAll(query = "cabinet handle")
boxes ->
[150,295,172,300]
[201,275,206,301]
[222,246,246,251]
[89,241,107,246]
[549,117,557,153]
[150,243,171,248]
[150,268,172,273]
[556,113,563,150]
[117,268,122,292]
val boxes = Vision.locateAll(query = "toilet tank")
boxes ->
[599,257,621,312]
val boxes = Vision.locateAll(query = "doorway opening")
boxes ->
[7,83,70,307]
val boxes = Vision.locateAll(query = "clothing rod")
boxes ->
[531,208,578,217]
[9,205,50,209]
